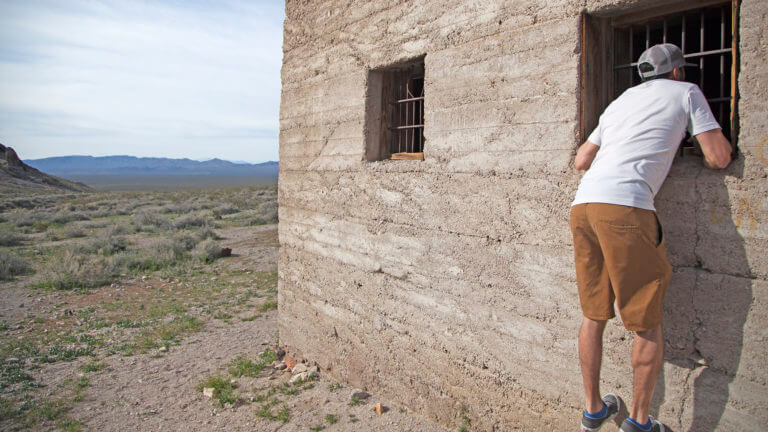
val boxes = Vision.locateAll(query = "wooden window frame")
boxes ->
[365,56,425,162]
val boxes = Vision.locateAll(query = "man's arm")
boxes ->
[694,128,732,169]
[575,141,600,171]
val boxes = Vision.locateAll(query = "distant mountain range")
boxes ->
[1,144,91,195]
[25,155,278,178]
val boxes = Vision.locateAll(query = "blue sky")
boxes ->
[0,0,284,163]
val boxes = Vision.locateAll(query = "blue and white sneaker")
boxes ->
[581,393,620,431]
[619,415,666,432]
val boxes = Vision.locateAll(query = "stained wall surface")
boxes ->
[277,1,768,430]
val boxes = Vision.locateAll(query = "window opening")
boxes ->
[613,4,735,145]
[390,73,425,158]
[365,56,425,162]
[580,1,739,155]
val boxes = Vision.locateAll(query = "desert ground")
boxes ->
[0,186,455,432]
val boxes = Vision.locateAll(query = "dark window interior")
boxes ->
[613,4,734,142]
[580,1,739,155]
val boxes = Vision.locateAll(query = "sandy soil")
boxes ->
[3,225,452,432]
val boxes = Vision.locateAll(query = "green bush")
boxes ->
[0,250,32,281]
[171,233,198,254]
[31,221,50,233]
[192,239,222,263]
[196,375,238,407]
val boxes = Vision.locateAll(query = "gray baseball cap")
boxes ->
[637,43,697,78]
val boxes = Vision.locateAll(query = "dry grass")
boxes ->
[0,185,278,431]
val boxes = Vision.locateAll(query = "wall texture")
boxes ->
[277,1,768,430]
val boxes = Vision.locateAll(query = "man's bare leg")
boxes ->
[579,317,607,413]
[630,324,664,425]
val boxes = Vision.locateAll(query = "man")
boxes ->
[571,43,732,432]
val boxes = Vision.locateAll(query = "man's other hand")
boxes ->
[575,141,600,171]
[695,128,732,169]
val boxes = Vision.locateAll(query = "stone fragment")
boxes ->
[158,346,168,353]
[289,372,308,383]
[284,355,296,370]
[203,387,217,398]
[350,390,370,401]
[4,357,19,364]
[375,403,384,415]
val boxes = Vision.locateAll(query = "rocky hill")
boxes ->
[0,143,91,196]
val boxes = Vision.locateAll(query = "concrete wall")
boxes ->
[277,1,768,430]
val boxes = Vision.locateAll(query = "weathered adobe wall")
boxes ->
[277,0,768,430]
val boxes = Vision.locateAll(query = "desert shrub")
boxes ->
[109,222,135,235]
[6,210,89,228]
[79,219,110,230]
[214,204,239,216]
[0,230,25,246]
[44,228,63,242]
[31,221,50,233]
[63,225,86,239]
[6,211,46,227]
[249,201,278,225]
[132,210,171,231]
[53,211,89,224]
[0,250,32,280]
[173,213,210,229]
[36,250,113,290]
[171,233,198,254]
[192,239,222,263]
[196,226,220,240]
[72,232,127,256]
[111,239,183,272]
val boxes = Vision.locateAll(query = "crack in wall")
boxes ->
[690,163,707,371]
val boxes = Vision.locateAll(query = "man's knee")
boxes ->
[632,325,664,368]
[635,324,663,342]
[581,317,608,330]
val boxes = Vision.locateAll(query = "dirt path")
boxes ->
[61,312,450,432]
[4,224,452,432]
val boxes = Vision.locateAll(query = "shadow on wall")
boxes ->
[654,155,752,431]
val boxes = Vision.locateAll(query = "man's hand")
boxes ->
[694,129,732,169]
[575,141,600,171]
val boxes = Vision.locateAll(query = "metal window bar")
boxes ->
[612,4,733,144]
[389,74,425,155]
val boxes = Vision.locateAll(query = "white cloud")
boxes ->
[0,0,284,162]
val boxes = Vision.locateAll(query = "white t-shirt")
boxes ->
[572,79,721,211]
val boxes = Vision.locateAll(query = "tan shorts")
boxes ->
[570,203,673,331]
